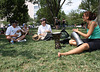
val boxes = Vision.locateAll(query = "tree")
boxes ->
[40,0,66,18]
[28,0,66,17]
[66,10,84,25]
[0,0,29,25]
[58,11,66,20]
[35,0,67,26]
[79,0,99,13]
[0,0,6,18]
[36,7,54,25]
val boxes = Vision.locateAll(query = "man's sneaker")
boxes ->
[10,40,14,44]
[23,39,26,41]
[17,40,21,42]
[18,39,26,42]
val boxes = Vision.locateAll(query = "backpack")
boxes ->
[60,28,69,39]
[60,28,70,44]
[43,33,53,41]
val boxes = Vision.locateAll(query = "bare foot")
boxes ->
[58,52,61,57]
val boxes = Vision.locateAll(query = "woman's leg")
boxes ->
[16,35,26,41]
[6,36,11,40]
[69,39,77,46]
[58,43,89,57]
[56,25,58,29]
[6,36,16,43]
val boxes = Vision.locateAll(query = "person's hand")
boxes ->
[13,34,18,37]
[41,33,46,36]
[72,28,78,32]
[44,30,48,32]
[17,30,21,33]
[45,30,51,33]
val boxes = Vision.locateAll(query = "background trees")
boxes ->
[36,0,67,26]
[65,0,99,26]
[79,0,99,13]
[65,10,83,25]
[0,0,29,25]
[0,0,99,26]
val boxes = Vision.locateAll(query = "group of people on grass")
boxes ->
[4,11,100,57]
[5,18,52,43]
[5,20,29,43]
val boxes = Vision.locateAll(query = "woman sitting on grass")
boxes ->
[58,11,100,57]
[22,24,29,34]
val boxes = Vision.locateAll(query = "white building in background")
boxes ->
[34,4,39,19]
[25,1,39,19]
[0,18,6,28]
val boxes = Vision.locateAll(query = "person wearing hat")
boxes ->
[38,18,52,40]
[5,20,26,43]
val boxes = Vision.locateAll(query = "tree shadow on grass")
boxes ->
[0,42,38,60]
[0,42,46,60]
[0,33,46,60]
[0,48,38,59]
[0,36,8,43]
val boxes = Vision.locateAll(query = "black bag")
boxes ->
[60,29,70,44]
[43,33,53,41]
[60,28,69,39]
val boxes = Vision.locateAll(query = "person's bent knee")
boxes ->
[69,40,73,44]
[69,39,75,45]
[21,35,26,38]
[6,36,11,40]
[82,43,89,50]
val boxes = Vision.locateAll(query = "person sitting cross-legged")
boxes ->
[22,24,29,35]
[58,11,100,57]
[38,18,52,40]
[5,20,26,44]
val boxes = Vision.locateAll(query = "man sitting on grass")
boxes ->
[38,18,52,40]
[5,20,26,44]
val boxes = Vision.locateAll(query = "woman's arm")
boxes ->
[73,21,96,38]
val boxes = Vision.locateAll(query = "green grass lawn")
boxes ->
[0,27,100,72]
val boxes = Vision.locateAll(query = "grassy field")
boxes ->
[0,27,100,72]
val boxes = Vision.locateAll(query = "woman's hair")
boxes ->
[84,11,97,20]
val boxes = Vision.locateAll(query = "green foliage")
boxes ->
[27,22,33,25]
[2,21,9,25]
[66,10,84,25]
[0,0,29,25]
[36,0,66,26]
[36,7,54,25]
[58,11,66,20]
[27,18,34,25]
[79,0,99,13]
[28,18,34,22]
[36,8,66,26]
[0,0,6,18]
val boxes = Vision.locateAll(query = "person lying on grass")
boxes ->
[58,11,100,57]
[5,20,26,44]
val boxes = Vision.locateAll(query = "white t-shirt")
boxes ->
[6,26,21,36]
[38,24,52,35]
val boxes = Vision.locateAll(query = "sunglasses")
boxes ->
[82,15,85,18]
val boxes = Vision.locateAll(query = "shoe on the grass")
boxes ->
[18,39,27,42]
[10,40,14,44]
[23,39,26,41]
